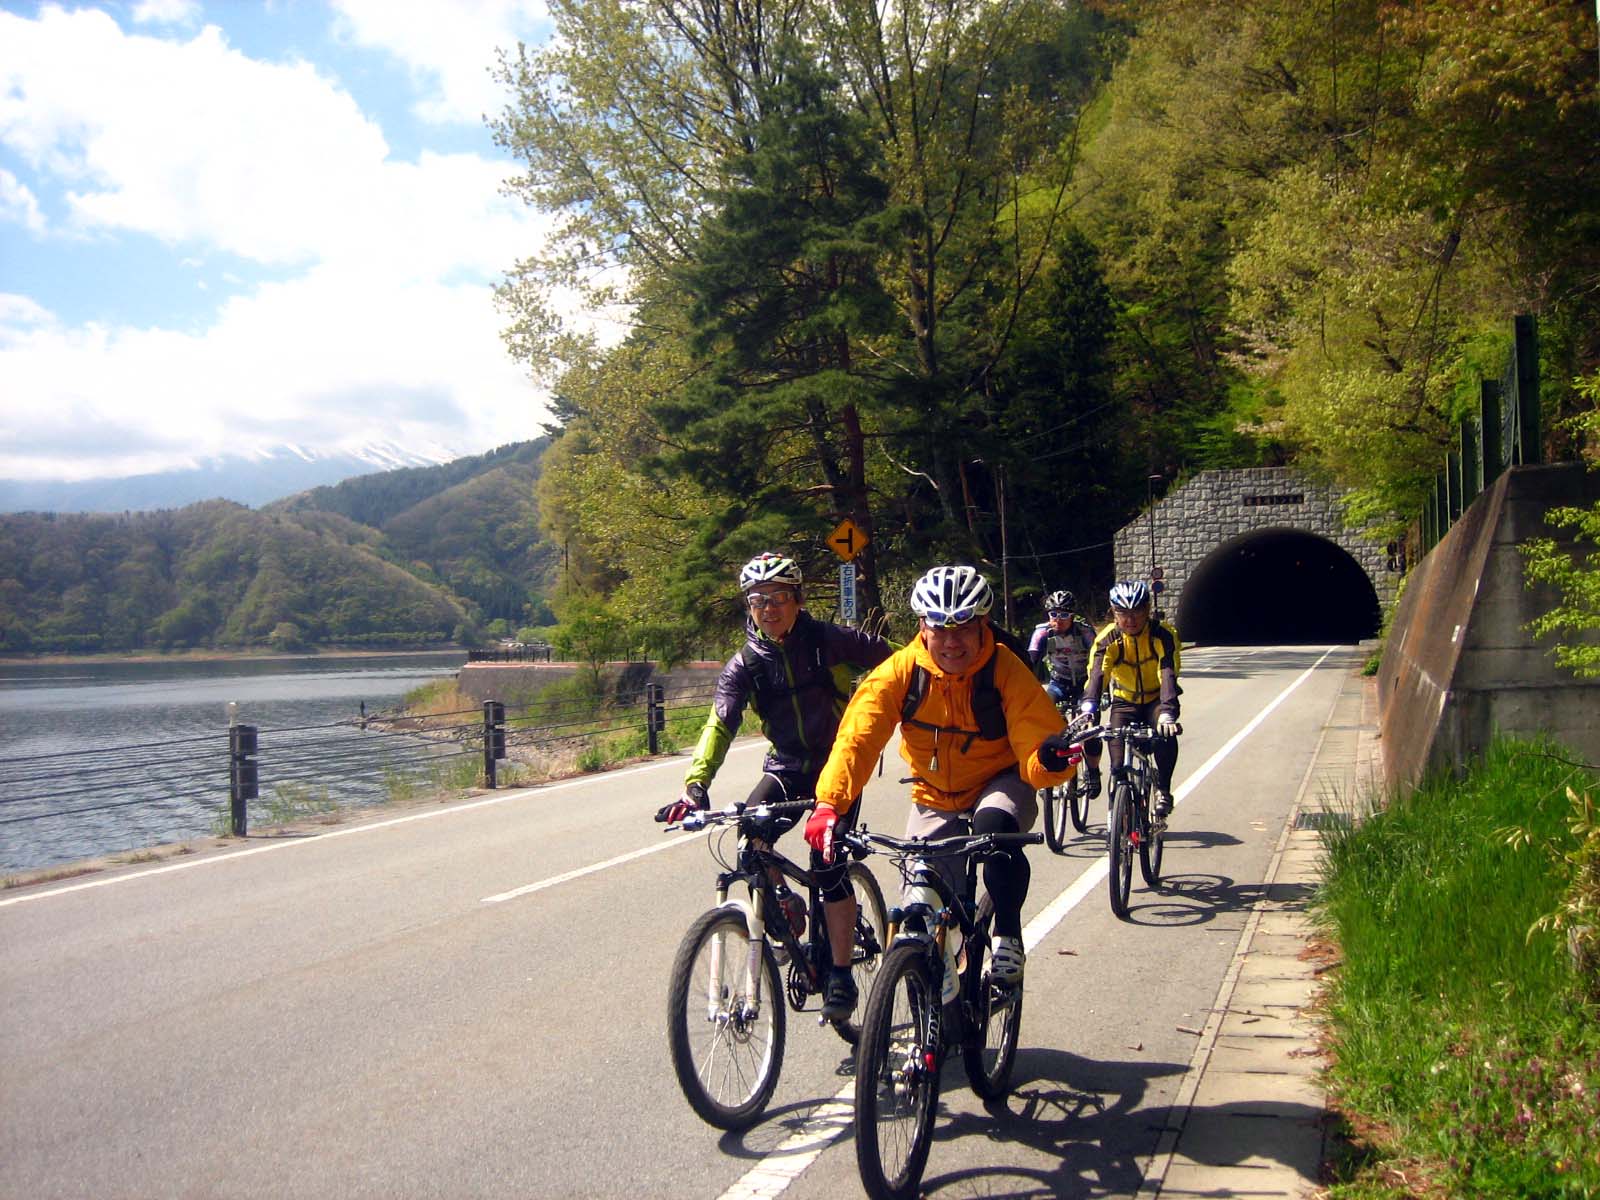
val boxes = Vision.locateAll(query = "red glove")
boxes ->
[1038,735,1083,773]
[655,782,709,824]
[805,805,839,863]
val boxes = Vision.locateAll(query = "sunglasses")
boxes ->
[921,608,981,630]
[746,589,796,610]
[1046,610,1070,619]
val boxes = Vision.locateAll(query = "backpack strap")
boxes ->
[739,625,846,721]
[899,652,1007,753]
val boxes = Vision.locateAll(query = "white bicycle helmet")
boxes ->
[910,565,994,627]
[1044,589,1074,613]
[1108,579,1151,611]
[739,552,803,592]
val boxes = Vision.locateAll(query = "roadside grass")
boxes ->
[1317,738,1600,1198]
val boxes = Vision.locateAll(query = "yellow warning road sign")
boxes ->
[826,518,869,563]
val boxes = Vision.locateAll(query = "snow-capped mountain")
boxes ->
[0,442,466,513]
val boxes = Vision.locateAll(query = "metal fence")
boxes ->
[1418,314,1540,554]
[0,677,718,873]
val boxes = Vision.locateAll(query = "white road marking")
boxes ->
[717,645,1341,1200]
[1,740,767,909]
[480,833,704,904]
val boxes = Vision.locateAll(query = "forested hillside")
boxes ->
[0,440,560,652]
[0,503,469,653]
[492,0,1597,645]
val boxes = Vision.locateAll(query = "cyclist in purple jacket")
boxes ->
[655,552,893,1019]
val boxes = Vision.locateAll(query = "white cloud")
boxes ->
[330,0,547,125]
[0,167,45,233]
[0,5,563,484]
[0,271,544,481]
[131,0,201,26]
[0,8,390,264]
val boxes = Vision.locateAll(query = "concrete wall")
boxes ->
[1377,463,1600,791]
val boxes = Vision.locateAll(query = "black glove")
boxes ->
[1038,734,1082,773]
[655,781,710,824]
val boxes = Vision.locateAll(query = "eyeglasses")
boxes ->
[1046,611,1070,620]
[746,589,796,610]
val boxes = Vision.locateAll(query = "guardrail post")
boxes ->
[1514,313,1540,464]
[1459,418,1479,507]
[482,700,506,788]
[1481,379,1503,489]
[646,683,665,755]
[229,724,258,836]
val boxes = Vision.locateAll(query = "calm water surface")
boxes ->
[0,652,464,873]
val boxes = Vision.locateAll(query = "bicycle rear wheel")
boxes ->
[666,907,786,1130]
[961,893,1022,1100]
[1138,786,1165,887]
[855,942,940,1200]
[1108,783,1135,920]
[1041,786,1069,854]
[833,861,889,1045]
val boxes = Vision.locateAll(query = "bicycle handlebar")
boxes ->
[1066,722,1174,745]
[672,798,815,833]
[840,827,1042,861]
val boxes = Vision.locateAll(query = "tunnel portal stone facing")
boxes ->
[1112,466,1398,626]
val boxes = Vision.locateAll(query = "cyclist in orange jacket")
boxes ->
[805,565,1079,996]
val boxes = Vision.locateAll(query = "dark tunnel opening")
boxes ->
[1175,528,1381,645]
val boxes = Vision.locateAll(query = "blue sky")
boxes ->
[0,0,566,482]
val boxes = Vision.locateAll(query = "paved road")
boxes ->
[0,644,1359,1199]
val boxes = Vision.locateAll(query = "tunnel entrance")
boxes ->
[1175,528,1380,645]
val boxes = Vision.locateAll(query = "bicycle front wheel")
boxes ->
[961,894,1022,1100]
[834,861,890,1046]
[1108,783,1135,920]
[1138,787,1165,887]
[855,942,940,1200]
[1041,786,1069,854]
[666,907,786,1130]
[1068,772,1090,833]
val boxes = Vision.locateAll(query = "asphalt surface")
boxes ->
[0,643,1373,1199]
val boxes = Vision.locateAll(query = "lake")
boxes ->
[0,652,465,874]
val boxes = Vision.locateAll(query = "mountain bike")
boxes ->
[1040,702,1090,850]
[845,824,1044,1200]
[1085,723,1172,919]
[663,799,888,1130]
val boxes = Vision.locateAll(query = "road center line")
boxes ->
[718,645,1340,1200]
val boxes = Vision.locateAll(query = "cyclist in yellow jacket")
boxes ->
[804,565,1079,991]
[1082,579,1182,817]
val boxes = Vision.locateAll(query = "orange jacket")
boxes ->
[815,624,1074,816]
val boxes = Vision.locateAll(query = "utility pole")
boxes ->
[1147,473,1160,580]
[997,464,1012,631]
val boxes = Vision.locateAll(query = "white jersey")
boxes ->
[1028,617,1093,684]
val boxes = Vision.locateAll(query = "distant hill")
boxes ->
[0,439,559,652]
[270,439,558,626]
[0,502,470,653]
[0,442,463,514]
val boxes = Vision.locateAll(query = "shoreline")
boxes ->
[0,646,468,668]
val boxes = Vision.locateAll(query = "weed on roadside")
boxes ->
[1317,738,1600,1198]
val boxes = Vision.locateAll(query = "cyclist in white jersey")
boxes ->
[1028,590,1103,798]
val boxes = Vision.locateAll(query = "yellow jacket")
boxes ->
[1085,619,1181,712]
[815,624,1075,816]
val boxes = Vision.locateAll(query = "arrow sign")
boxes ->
[827,517,868,563]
